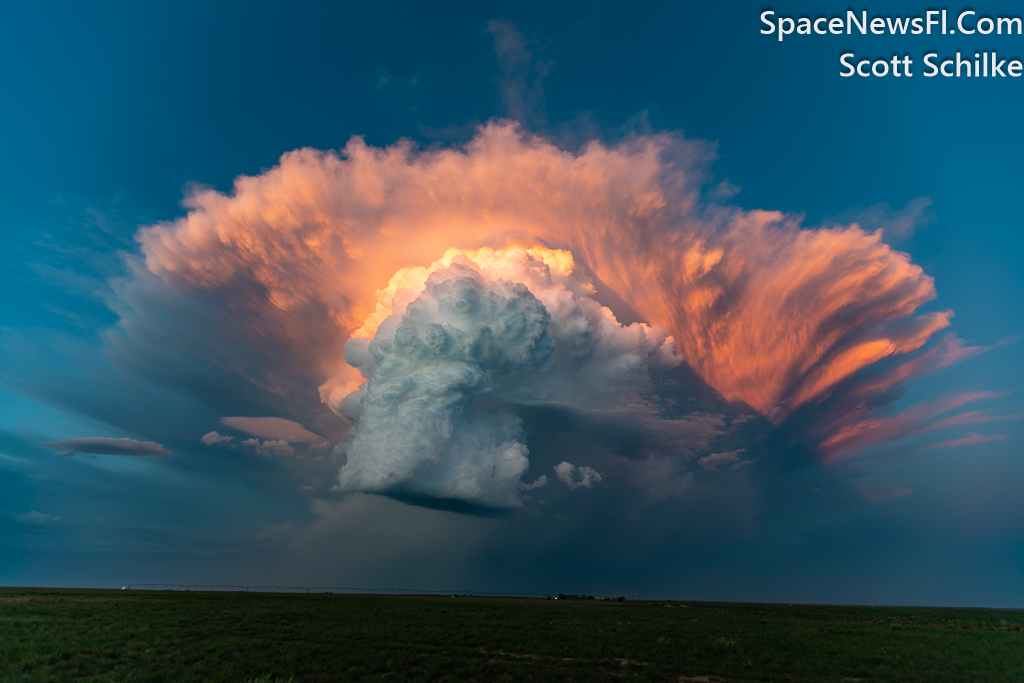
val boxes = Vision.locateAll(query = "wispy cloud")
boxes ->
[823,197,935,242]
[928,433,1008,449]
[820,391,1007,463]
[41,437,171,457]
[486,20,550,128]
[11,510,60,525]
[863,488,913,503]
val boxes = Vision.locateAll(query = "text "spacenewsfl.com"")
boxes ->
[760,9,1023,78]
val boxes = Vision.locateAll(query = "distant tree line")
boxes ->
[553,594,626,601]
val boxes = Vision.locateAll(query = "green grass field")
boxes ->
[1,588,1022,682]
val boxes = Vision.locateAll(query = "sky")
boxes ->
[1,0,1023,606]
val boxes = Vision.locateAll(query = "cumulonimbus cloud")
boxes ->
[42,437,171,457]
[332,247,677,507]
[123,120,985,501]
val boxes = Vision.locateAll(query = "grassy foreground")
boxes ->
[1,588,1022,682]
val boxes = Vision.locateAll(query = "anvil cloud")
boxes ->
[127,121,978,505]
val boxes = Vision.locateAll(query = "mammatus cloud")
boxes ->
[41,437,171,457]
[554,461,602,489]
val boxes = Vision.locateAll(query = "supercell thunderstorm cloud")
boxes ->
[334,246,678,507]
[128,120,982,513]
[4,5,1021,611]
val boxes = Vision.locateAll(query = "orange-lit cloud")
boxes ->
[804,334,992,458]
[41,437,171,457]
[134,121,976,462]
[929,433,1008,449]
[820,391,1004,463]
[219,416,324,443]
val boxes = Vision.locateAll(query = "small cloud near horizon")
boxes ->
[220,417,324,443]
[41,437,171,457]
[200,431,234,446]
[11,511,60,525]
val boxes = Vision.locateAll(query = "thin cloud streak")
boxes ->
[41,437,172,457]
[823,197,935,243]
[220,417,324,443]
[820,391,1005,463]
[929,433,1008,449]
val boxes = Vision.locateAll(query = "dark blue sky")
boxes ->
[1,0,1022,605]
